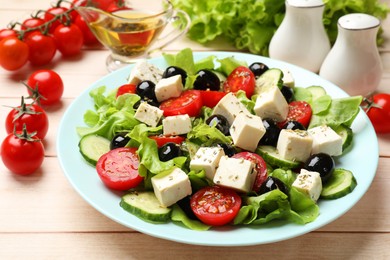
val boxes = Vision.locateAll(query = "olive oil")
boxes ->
[89,9,165,57]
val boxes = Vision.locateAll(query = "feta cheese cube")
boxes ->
[277,129,313,162]
[154,74,183,102]
[211,92,251,125]
[253,85,289,122]
[190,147,225,180]
[151,168,192,207]
[127,60,163,85]
[213,156,256,193]
[230,112,266,152]
[292,169,322,201]
[281,68,294,88]
[308,125,343,156]
[162,114,192,136]
[134,102,164,127]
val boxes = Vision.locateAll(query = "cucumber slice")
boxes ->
[320,169,357,200]
[254,68,283,94]
[334,124,353,151]
[306,86,326,100]
[120,191,172,223]
[255,145,301,169]
[79,134,111,165]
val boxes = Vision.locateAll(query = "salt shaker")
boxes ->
[269,0,330,73]
[319,13,382,96]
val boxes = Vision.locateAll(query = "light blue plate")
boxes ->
[57,52,378,246]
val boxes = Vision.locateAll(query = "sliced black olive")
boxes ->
[283,120,306,131]
[158,142,183,162]
[212,142,237,157]
[258,176,288,195]
[205,114,230,136]
[176,196,198,220]
[162,66,187,85]
[136,80,158,103]
[259,118,281,146]
[249,62,269,78]
[281,85,294,103]
[304,153,335,182]
[193,69,220,91]
[110,132,130,150]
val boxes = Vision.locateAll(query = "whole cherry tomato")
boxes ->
[21,17,46,37]
[0,36,29,71]
[74,15,99,45]
[363,93,390,133]
[1,126,45,175]
[25,31,57,66]
[5,97,49,140]
[44,7,74,33]
[27,69,64,105]
[0,28,18,41]
[53,24,84,56]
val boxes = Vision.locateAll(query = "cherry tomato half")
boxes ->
[159,90,203,117]
[232,152,268,193]
[199,90,226,108]
[223,66,256,98]
[1,129,45,175]
[364,93,390,133]
[0,36,29,71]
[27,69,64,105]
[279,101,312,128]
[116,83,137,97]
[149,135,185,147]
[190,186,241,226]
[5,100,49,140]
[96,147,144,190]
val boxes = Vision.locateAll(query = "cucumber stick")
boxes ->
[120,191,172,223]
[321,169,357,199]
[79,134,111,165]
[256,145,301,169]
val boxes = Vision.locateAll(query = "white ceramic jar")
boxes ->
[269,0,330,73]
[319,13,382,96]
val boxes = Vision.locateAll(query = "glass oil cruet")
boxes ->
[269,0,330,73]
[319,13,382,96]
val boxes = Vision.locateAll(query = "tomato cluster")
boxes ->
[1,70,64,175]
[0,0,119,71]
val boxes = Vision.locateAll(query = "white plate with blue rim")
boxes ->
[57,51,378,246]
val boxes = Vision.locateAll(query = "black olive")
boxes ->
[249,62,269,78]
[110,132,130,150]
[281,85,294,103]
[212,143,237,157]
[193,69,220,91]
[162,66,187,85]
[205,114,230,136]
[259,118,281,147]
[304,153,335,182]
[136,80,158,102]
[176,196,198,220]
[158,142,183,162]
[258,176,288,195]
[283,120,306,131]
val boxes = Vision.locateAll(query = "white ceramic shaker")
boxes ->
[269,0,330,73]
[319,13,382,96]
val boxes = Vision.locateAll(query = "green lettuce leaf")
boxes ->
[171,204,211,231]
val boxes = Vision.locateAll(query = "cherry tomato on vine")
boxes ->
[0,36,29,71]
[1,126,45,175]
[44,6,75,33]
[21,17,46,36]
[96,147,144,190]
[53,24,84,56]
[25,31,57,66]
[74,15,99,45]
[159,90,203,117]
[27,69,64,105]
[232,152,268,193]
[0,28,18,41]
[363,93,390,133]
[190,186,242,226]
[223,66,256,98]
[5,98,49,140]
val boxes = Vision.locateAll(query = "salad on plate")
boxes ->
[75,48,362,231]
